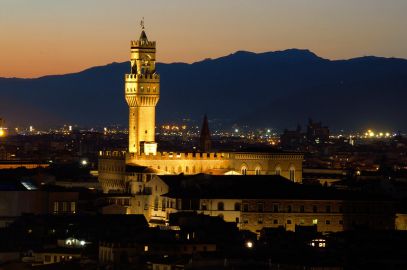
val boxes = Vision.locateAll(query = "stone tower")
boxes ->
[125,28,160,155]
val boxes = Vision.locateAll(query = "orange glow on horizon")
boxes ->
[1,0,407,78]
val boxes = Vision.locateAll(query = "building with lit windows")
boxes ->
[162,174,395,233]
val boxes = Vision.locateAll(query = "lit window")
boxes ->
[275,166,281,175]
[312,219,318,225]
[70,202,76,213]
[241,166,247,175]
[255,166,261,175]
[289,166,295,181]
[62,202,67,212]
[53,202,59,213]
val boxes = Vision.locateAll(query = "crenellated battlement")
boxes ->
[131,40,156,48]
[232,152,304,160]
[127,152,231,161]
[99,150,127,159]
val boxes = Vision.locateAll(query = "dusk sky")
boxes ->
[1,0,407,78]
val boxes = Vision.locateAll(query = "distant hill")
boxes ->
[1,49,407,131]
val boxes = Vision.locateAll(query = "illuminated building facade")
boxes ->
[125,29,159,155]
[98,27,303,205]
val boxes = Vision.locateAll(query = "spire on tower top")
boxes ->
[140,17,145,30]
[139,17,148,43]
[199,114,212,153]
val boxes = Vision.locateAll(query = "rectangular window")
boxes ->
[325,220,331,225]
[257,203,264,212]
[62,202,67,212]
[287,205,292,213]
[53,202,59,214]
[201,203,207,211]
[326,205,331,213]
[273,204,279,213]
[339,220,343,225]
[242,203,249,212]
[300,205,305,213]
[273,219,278,224]
[312,219,318,225]
[258,216,263,224]
[287,219,292,224]
[313,205,318,213]
[70,202,76,213]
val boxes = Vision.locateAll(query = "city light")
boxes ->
[0,129,5,137]
[245,241,254,248]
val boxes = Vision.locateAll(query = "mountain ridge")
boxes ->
[1,49,406,131]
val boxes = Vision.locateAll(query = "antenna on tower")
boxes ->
[140,17,145,30]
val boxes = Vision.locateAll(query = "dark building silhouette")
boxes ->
[280,124,305,149]
[306,118,330,144]
[199,114,212,152]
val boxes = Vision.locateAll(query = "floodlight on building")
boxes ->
[245,241,254,248]
[81,159,88,166]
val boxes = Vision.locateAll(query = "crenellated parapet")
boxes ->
[232,152,304,160]
[99,150,127,159]
[127,151,231,161]
[131,40,156,48]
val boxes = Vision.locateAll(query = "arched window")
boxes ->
[275,166,282,176]
[255,166,261,175]
[186,166,189,173]
[241,166,247,175]
[289,166,295,181]
[217,202,224,211]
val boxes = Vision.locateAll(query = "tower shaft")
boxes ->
[125,31,160,155]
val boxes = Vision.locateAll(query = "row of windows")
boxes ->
[53,201,76,214]
[203,202,341,213]
[243,218,344,226]
[126,87,158,93]
[240,166,295,180]
[246,203,340,213]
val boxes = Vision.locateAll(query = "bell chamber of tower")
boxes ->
[125,29,160,155]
